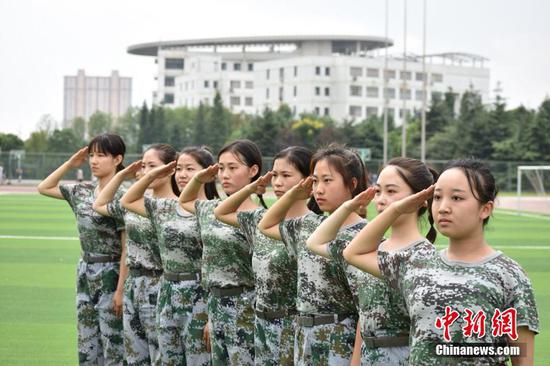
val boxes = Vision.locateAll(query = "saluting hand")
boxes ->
[393,185,435,215]
[67,147,89,168]
[148,160,177,179]
[288,176,314,201]
[118,160,143,180]
[245,171,273,195]
[194,164,219,184]
[343,186,376,213]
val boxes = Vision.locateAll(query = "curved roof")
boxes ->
[127,35,393,56]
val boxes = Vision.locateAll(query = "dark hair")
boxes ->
[440,159,498,226]
[310,144,368,214]
[273,146,322,214]
[385,157,439,242]
[145,143,180,196]
[88,133,126,172]
[180,146,220,200]
[218,139,266,208]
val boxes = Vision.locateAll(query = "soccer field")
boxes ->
[0,194,548,365]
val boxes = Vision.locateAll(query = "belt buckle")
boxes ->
[301,315,314,327]
[363,336,376,348]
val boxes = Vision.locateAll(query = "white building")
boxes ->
[128,36,489,124]
[63,69,132,126]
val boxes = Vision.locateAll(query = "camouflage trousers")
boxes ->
[207,289,255,366]
[294,315,357,366]
[123,273,161,366]
[360,342,409,366]
[254,314,295,366]
[76,260,125,366]
[156,277,210,366]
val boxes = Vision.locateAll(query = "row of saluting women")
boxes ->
[38,133,538,366]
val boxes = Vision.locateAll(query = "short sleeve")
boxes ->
[107,199,125,222]
[377,245,406,290]
[327,239,348,270]
[237,209,261,253]
[195,199,218,218]
[144,196,159,226]
[59,183,77,211]
[279,217,303,258]
[505,264,540,334]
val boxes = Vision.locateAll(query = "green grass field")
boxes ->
[0,194,548,365]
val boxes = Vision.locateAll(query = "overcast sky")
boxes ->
[1,0,549,139]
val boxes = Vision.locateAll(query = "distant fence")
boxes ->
[1,152,548,193]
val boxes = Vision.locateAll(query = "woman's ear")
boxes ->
[249,164,259,179]
[479,200,494,221]
[114,154,123,167]
[351,177,358,192]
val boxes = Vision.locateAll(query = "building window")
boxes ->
[266,69,270,80]
[245,81,253,89]
[279,87,284,101]
[431,91,443,100]
[165,58,184,69]
[399,109,411,119]
[279,67,285,78]
[233,63,241,71]
[315,66,321,75]
[400,71,412,80]
[415,90,426,101]
[324,87,330,96]
[366,107,378,117]
[384,87,396,99]
[248,63,254,71]
[245,97,253,106]
[384,69,396,79]
[213,81,218,89]
[350,67,363,78]
[315,86,321,96]
[432,73,443,83]
[163,93,175,104]
[349,105,362,118]
[293,106,297,115]
[367,68,379,78]
[366,86,379,98]
[230,96,240,106]
[324,107,330,116]
[204,80,209,88]
[293,86,297,97]
[350,85,362,97]
[315,107,321,115]
[400,88,411,100]
[221,62,227,71]
[266,88,270,99]
[325,67,330,76]
[294,66,298,77]
[230,80,241,89]
[416,72,426,81]
[164,76,175,87]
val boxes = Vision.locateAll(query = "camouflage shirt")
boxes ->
[378,239,539,365]
[327,239,410,340]
[107,198,162,271]
[144,197,203,274]
[237,208,297,312]
[60,182,124,256]
[279,212,357,315]
[195,199,254,289]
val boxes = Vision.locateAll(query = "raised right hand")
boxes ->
[343,186,376,212]
[195,164,219,184]
[246,171,273,195]
[393,185,435,215]
[118,160,143,180]
[288,176,314,200]
[67,147,89,168]
[148,161,177,179]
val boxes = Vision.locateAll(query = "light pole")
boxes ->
[401,0,408,157]
[383,0,389,164]
[420,0,427,162]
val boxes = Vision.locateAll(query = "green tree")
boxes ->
[88,111,112,137]
[24,131,49,152]
[47,129,82,152]
[206,92,230,152]
[113,107,140,153]
[71,117,87,141]
[0,133,24,151]
[193,102,208,146]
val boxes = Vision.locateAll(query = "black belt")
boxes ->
[255,308,296,321]
[82,253,120,263]
[363,335,409,348]
[129,267,162,277]
[164,271,200,282]
[210,286,252,297]
[296,313,354,327]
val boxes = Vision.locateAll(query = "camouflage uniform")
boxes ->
[107,199,162,366]
[60,182,125,366]
[195,199,255,366]
[279,212,358,366]
[144,197,210,366]
[378,239,540,365]
[237,208,297,366]
[327,238,410,366]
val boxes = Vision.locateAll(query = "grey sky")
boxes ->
[1,0,549,139]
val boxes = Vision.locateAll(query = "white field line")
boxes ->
[494,209,550,221]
